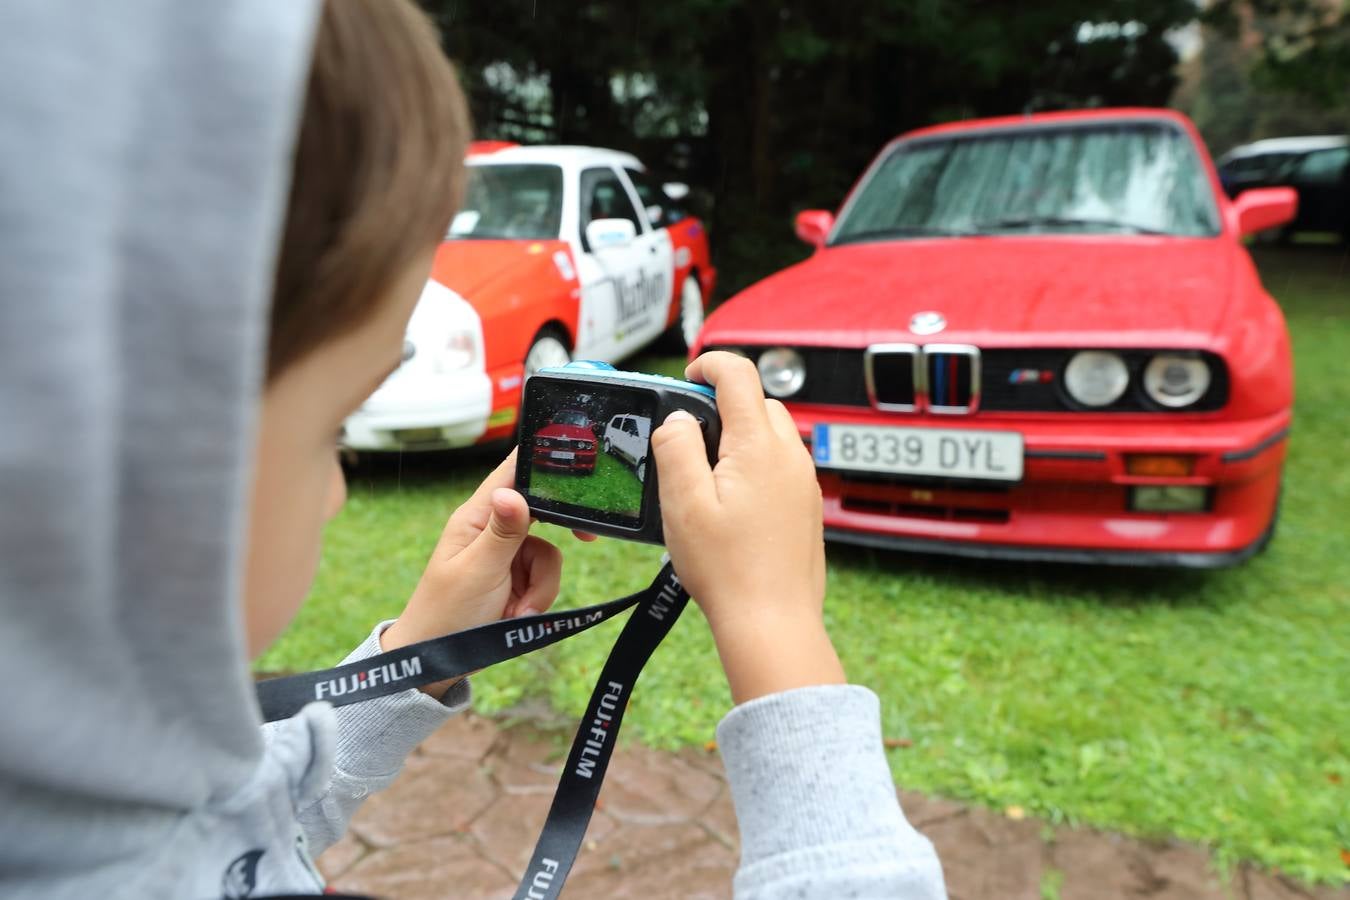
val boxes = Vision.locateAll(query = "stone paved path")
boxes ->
[318,712,1348,900]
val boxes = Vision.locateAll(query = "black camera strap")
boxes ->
[255,563,690,900]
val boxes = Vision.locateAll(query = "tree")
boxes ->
[423,0,1204,296]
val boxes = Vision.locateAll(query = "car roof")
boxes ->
[896,107,1196,143]
[467,143,643,171]
[1218,135,1348,162]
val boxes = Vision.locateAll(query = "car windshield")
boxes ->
[448,164,564,240]
[832,123,1221,243]
[553,410,590,427]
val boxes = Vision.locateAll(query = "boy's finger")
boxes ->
[440,450,520,555]
[511,536,563,616]
[460,487,531,573]
[652,410,715,512]
[685,352,769,450]
[765,399,801,444]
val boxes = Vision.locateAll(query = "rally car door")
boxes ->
[574,165,671,360]
[614,167,674,357]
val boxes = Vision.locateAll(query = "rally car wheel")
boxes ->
[525,328,571,377]
[664,276,704,353]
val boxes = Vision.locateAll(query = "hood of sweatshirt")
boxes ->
[0,0,319,883]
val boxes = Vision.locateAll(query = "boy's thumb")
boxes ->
[652,410,714,510]
[466,488,531,568]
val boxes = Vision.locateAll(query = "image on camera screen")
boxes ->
[520,380,657,528]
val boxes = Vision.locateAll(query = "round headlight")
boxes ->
[757,347,806,398]
[1064,351,1129,407]
[1143,354,1211,408]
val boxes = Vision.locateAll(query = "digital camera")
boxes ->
[515,362,721,543]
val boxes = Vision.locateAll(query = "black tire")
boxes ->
[636,456,647,481]
[603,438,612,455]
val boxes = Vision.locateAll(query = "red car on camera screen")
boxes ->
[696,109,1296,566]
[531,409,599,474]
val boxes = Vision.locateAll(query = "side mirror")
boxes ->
[645,204,665,226]
[1231,187,1298,238]
[585,218,637,251]
[662,182,690,201]
[795,210,835,248]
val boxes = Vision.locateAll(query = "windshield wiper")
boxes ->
[831,225,975,245]
[969,216,1171,236]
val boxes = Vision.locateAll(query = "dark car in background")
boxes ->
[1217,135,1349,241]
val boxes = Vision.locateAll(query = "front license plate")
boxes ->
[550,450,575,461]
[813,423,1023,481]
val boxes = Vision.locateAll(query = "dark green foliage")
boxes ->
[1180,1,1350,156]
[422,1,1199,298]
[1206,0,1350,110]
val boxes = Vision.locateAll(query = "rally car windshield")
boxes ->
[449,164,564,240]
[831,122,1222,243]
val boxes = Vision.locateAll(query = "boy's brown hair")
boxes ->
[267,0,470,381]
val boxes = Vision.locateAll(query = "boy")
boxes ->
[0,1,944,897]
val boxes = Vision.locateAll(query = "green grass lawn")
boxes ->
[528,450,643,516]
[258,247,1349,885]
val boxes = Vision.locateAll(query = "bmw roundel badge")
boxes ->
[909,311,946,335]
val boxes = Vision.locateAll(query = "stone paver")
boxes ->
[319,712,1350,900]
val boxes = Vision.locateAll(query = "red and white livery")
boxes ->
[344,143,715,451]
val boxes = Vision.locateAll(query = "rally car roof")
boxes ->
[466,143,644,171]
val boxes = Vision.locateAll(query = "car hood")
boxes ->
[431,238,574,310]
[701,237,1240,349]
[537,424,594,441]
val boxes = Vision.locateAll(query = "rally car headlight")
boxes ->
[1143,354,1211,408]
[435,327,481,373]
[1064,351,1129,407]
[757,347,806,398]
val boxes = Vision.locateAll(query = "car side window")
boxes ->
[624,419,638,435]
[1295,148,1350,186]
[579,166,643,250]
[624,167,686,227]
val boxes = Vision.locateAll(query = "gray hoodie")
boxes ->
[0,3,945,898]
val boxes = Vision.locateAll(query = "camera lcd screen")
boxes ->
[519,379,657,529]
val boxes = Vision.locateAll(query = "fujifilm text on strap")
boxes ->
[255,571,670,723]
[254,563,690,900]
[513,563,689,900]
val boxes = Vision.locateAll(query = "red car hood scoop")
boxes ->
[705,238,1238,347]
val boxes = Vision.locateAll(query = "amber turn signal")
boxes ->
[1125,454,1195,477]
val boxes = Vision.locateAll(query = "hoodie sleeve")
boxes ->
[262,620,471,855]
[716,685,947,899]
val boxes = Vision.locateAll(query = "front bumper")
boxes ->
[793,405,1288,566]
[532,449,597,473]
[343,370,492,451]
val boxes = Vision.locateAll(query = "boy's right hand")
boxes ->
[651,351,845,704]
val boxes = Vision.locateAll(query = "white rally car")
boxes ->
[602,413,652,480]
[343,143,716,452]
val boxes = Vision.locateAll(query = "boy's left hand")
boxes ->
[379,450,579,693]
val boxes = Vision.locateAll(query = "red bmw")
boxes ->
[531,410,599,474]
[696,109,1297,567]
